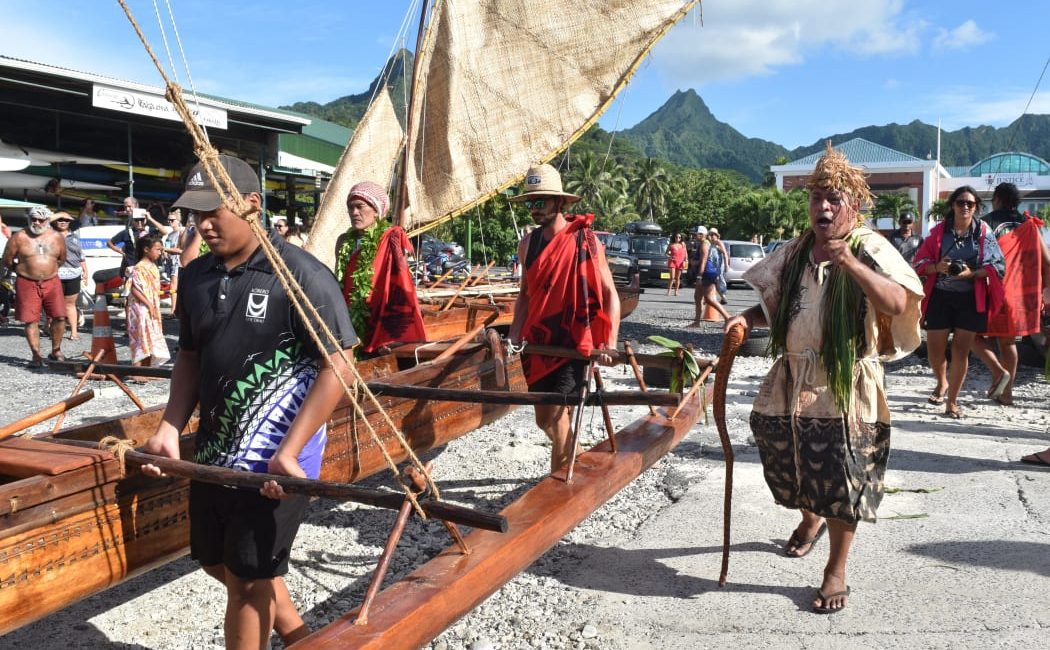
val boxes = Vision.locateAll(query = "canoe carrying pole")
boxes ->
[51,438,506,533]
[365,383,680,407]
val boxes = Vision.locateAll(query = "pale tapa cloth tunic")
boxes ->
[743,227,923,523]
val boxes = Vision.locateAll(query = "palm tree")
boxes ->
[632,157,670,221]
[874,191,917,225]
[564,151,630,223]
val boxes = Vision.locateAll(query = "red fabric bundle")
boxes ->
[984,216,1045,337]
[520,214,612,385]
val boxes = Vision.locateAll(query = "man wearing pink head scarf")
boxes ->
[334,181,425,354]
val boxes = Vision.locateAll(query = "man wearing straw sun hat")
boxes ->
[508,163,620,474]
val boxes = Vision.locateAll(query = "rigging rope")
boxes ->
[994,52,1050,175]
[115,0,440,515]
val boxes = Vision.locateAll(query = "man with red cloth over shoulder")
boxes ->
[508,163,621,474]
[334,181,426,356]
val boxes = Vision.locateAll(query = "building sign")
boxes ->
[984,172,1035,189]
[92,83,227,130]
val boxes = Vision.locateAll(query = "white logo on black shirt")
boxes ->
[246,291,269,321]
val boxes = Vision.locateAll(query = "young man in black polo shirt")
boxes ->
[141,155,357,649]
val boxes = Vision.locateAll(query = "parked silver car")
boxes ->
[722,240,765,286]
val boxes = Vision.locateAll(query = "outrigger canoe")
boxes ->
[0,337,700,638]
[0,343,525,636]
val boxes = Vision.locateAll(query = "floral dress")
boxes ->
[128,260,170,365]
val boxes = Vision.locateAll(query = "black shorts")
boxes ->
[189,480,310,579]
[528,360,588,395]
[924,288,987,333]
[60,277,80,297]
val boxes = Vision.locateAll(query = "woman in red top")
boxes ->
[666,233,687,295]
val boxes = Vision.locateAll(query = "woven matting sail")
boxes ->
[402,0,698,232]
[305,87,404,269]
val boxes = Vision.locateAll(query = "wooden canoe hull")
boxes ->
[0,347,525,636]
[618,285,641,319]
[421,297,515,342]
[422,283,640,339]
[292,394,701,649]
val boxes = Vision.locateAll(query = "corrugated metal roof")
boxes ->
[944,166,971,177]
[0,55,310,126]
[788,138,926,166]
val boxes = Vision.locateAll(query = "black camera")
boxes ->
[947,260,967,276]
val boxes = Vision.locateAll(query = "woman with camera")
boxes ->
[912,186,1005,418]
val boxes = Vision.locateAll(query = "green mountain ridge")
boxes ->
[282,54,1050,184]
[618,89,1050,181]
[280,49,413,128]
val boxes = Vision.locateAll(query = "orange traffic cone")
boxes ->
[702,300,723,322]
[90,296,118,364]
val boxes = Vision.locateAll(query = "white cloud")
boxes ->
[653,0,922,86]
[925,89,1050,129]
[884,78,901,90]
[933,20,994,51]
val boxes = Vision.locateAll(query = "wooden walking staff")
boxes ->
[713,323,746,587]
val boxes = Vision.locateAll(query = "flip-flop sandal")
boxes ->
[1021,451,1050,466]
[813,586,851,614]
[993,396,1014,407]
[784,522,827,558]
[47,352,66,362]
[927,392,946,405]
[945,404,962,419]
[989,372,1011,400]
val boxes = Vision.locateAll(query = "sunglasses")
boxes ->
[522,199,547,209]
[30,217,48,223]
[275,224,288,229]
[954,199,977,209]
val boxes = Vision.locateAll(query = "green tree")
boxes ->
[563,151,627,211]
[926,198,950,221]
[631,157,670,221]
[663,168,752,235]
[722,187,808,242]
[874,191,917,224]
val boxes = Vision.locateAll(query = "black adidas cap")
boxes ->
[172,155,261,212]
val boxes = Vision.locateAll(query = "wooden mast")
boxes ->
[393,0,432,228]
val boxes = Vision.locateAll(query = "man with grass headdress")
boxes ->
[334,181,425,354]
[725,143,923,614]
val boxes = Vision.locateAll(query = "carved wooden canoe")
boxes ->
[420,281,641,342]
[292,391,701,649]
[0,344,525,636]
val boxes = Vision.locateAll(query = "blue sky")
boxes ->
[3,1,1049,150]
